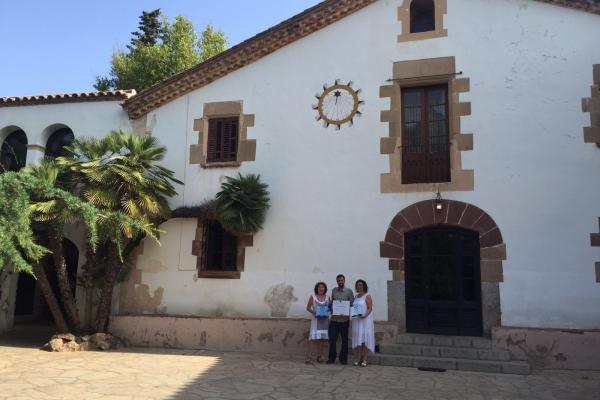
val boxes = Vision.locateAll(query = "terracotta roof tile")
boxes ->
[0,90,136,108]
[535,0,600,14]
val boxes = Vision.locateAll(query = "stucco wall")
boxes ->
[0,101,130,148]
[492,327,600,370]
[122,0,600,329]
[109,314,398,355]
[1,0,600,333]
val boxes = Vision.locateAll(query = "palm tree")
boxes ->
[59,131,182,332]
[215,173,270,235]
[0,165,148,334]
[28,160,82,331]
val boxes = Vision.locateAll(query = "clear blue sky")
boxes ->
[0,0,319,97]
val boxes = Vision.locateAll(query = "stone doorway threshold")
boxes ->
[374,333,531,375]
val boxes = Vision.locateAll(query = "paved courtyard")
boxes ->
[0,343,599,400]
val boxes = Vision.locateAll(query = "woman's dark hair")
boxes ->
[314,281,328,295]
[355,279,368,293]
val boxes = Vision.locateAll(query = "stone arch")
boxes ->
[41,123,74,154]
[44,125,75,158]
[380,200,505,335]
[0,126,28,172]
[0,125,25,145]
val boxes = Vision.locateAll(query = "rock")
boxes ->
[78,341,91,351]
[44,338,64,352]
[90,333,112,344]
[95,340,111,351]
[52,333,76,342]
[109,335,128,350]
[62,341,80,352]
[42,332,121,352]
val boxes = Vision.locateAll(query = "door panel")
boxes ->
[405,227,483,336]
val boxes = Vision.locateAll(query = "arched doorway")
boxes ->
[13,239,79,326]
[0,129,27,172]
[381,200,505,336]
[405,226,482,336]
[45,127,74,158]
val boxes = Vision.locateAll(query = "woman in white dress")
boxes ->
[351,279,374,367]
[305,281,330,364]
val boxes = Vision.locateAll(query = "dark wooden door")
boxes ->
[405,227,483,336]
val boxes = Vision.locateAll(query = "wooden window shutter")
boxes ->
[207,117,239,163]
[221,118,238,162]
[401,85,450,184]
[207,119,220,162]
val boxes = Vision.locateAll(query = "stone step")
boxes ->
[396,333,492,349]
[370,354,530,375]
[380,343,511,361]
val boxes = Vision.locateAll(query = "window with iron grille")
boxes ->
[207,117,239,163]
[401,84,450,184]
[201,220,238,272]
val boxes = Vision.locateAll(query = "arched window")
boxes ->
[45,127,74,158]
[410,0,435,33]
[0,129,28,172]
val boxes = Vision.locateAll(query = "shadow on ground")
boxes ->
[1,326,600,400]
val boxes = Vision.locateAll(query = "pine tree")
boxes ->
[94,10,228,91]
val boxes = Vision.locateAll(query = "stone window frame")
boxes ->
[582,64,600,146]
[190,101,256,169]
[191,218,253,279]
[380,56,474,193]
[398,0,448,43]
[381,200,504,336]
[582,65,600,282]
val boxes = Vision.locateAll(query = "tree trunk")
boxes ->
[0,271,12,326]
[84,267,94,332]
[82,247,97,332]
[94,246,120,332]
[32,262,69,333]
[49,232,80,333]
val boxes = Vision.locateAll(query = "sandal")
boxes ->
[360,362,368,367]
[316,356,324,363]
[305,358,313,364]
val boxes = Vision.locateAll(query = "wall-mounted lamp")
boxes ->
[434,191,443,211]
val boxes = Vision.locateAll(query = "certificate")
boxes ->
[315,304,329,318]
[351,303,367,319]
[331,300,350,316]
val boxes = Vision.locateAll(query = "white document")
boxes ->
[331,300,350,316]
[351,303,367,319]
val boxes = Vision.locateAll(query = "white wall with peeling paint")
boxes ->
[130,0,600,329]
[2,0,600,334]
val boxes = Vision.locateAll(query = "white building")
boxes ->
[1,0,600,371]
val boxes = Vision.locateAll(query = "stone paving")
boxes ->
[0,344,599,400]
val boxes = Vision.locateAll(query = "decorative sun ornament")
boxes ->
[313,80,364,130]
